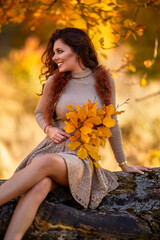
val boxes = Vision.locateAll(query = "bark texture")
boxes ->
[0,168,159,240]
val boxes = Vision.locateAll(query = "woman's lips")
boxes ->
[57,63,63,68]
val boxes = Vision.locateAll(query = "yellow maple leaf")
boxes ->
[94,162,101,168]
[88,116,102,125]
[67,104,74,111]
[74,129,81,140]
[66,111,78,127]
[64,121,76,133]
[69,136,77,142]
[87,108,97,117]
[103,116,116,128]
[88,99,93,109]
[78,146,88,160]
[97,109,106,120]
[76,104,81,112]
[98,126,112,138]
[80,126,92,135]
[89,159,93,169]
[90,132,96,139]
[96,128,103,137]
[68,141,81,150]
[144,59,152,68]
[82,103,89,115]
[84,143,98,153]
[88,151,101,161]
[94,136,101,146]
[76,104,87,121]
[81,133,90,143]
[140,78,147,87]
[127,64,136,72]
[114,110,125,115]
[105,104,115,116]
[84,119,93,128]
[97,108,106,115]
[100,138,105,147]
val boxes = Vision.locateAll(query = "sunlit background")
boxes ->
[0,0,160,178]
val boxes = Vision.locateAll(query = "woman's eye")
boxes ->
[58,50,63,53]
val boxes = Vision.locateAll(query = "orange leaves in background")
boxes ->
[144,59,152,68]
[64,100,124,169]
[140,78,147,87]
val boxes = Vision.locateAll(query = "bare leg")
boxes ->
[0,154,68,206]
[4,177,57,240]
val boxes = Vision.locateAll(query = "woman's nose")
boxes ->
[52,54,57,61]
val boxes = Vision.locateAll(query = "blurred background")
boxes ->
[0,0,160,178]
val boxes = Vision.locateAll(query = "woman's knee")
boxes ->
[29,177,55,202]
[33,154,58,174]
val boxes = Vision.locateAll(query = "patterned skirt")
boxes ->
[15,136,119,209]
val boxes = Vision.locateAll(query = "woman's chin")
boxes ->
[58,67,66,73]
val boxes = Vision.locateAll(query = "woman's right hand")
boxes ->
[45,126,71,144]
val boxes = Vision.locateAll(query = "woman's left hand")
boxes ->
[120,164,152,174]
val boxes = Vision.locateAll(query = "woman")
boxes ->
[0,27,152,240]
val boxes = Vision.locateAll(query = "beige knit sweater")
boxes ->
[35,68,126,163]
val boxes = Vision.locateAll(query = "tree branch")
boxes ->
[135,90,160,102]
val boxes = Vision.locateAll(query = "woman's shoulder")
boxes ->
[45,74,56,86]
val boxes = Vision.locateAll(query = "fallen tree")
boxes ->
[0,168,160,240]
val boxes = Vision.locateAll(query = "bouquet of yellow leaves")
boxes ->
[64,99,124,169]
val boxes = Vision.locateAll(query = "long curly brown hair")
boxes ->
[40,27,99,86]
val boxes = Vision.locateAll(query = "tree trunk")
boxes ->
[0,168,160,240]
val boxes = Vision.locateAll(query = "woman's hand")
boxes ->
[45,126,71,144]
[120,164,152,174]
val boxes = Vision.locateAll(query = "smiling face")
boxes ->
[52,39,85,73]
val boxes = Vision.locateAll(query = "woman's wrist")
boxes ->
[44,125,52,134]
[118,160,128,168]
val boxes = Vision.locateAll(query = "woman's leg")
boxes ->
[4,177,57,240]
[0,154,68,206]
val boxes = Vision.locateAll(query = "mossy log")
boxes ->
[0,168,160,240]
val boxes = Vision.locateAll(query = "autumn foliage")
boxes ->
[64,100,124,169]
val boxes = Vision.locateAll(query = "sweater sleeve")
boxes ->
[34,75,54,132]
[108,77,126,163]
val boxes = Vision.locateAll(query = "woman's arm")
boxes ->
[35,75,54,132]
[109,77,152,174]
[35,75,71,143]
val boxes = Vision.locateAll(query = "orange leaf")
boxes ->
[88,116,102,125]
[88,99,93,109]
[80,126,92,135]
[82,103,89,115]
[84,119,94,128]
[69,136,77,142]
[124,30,132,40]
[144,59,152,68]
[68,141,81,150]
[88,151,101,161]
[74,130,81,140]
[140,78,147,87]
[84,143,98,153]
[114,110,125,115]
[67,104,74,111]
[127,64,136,72]
[94,162,101,168]
[64,121,76,133]
[78,146,88,160]
[100,138,105,147]
[77,104,87,121]
[105,104,115,116]
[98,126,112,138]
[81,133,90,143]
[89,159,93,169]
[103,116,116,128]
